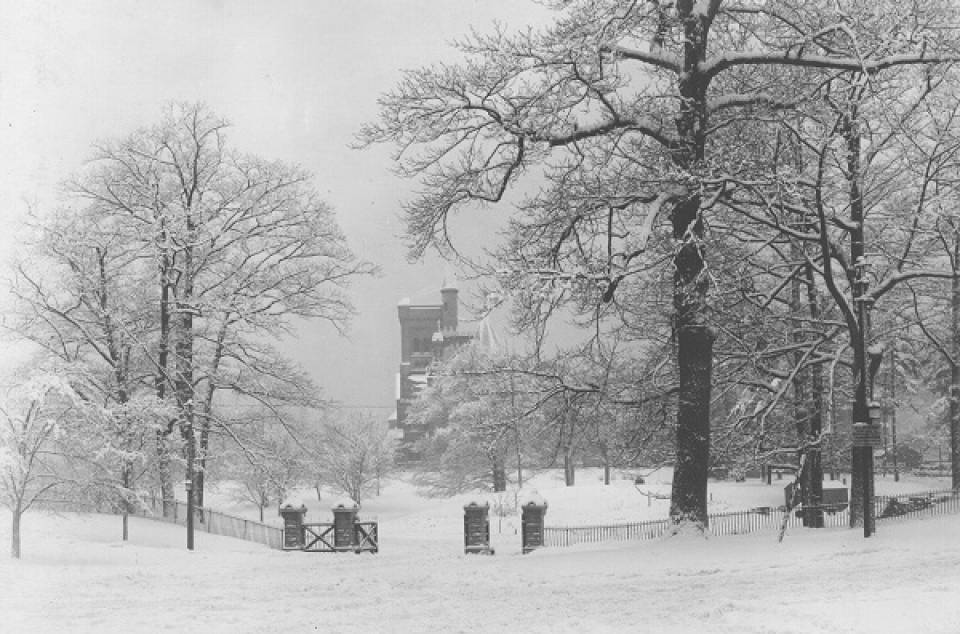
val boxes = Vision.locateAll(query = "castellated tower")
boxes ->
[391,278,474,459]
[440,276,458,334]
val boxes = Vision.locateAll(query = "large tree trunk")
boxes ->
[667,6,714,530]
[669,324,714,529]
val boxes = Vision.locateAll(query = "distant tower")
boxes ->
[440,276,458,334]
[392,277,474,460]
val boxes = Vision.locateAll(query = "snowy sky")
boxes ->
[0,0,554,410]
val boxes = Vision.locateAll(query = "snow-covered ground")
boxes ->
[2,470,959,633]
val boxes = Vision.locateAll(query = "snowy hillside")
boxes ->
[2,470,959,633]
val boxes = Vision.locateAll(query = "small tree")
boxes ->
[0,373,80,558]
[227,463,277,523]
[80,394,171,541]
[219,414,308,519]
[311,413,395,506]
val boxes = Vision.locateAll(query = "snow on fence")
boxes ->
[875,489,960,522]
[544,518,671,548]
[709,505,849,536]
[136,498,284,550]
[543,489,960,548]
[37,497,284,550]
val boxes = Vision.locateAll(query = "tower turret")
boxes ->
[440,276,458,334]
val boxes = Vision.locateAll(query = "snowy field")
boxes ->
[2,470,960,633]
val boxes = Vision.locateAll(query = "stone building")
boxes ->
[390,279,474,454]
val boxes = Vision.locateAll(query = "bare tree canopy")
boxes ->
[361,1,959,530]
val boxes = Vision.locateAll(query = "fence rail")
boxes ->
[136,498,283,550]
[38,497,283,550]
[544,489,960,549]
[545,518,672,548]
[875,489,960,521]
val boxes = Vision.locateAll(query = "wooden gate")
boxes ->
[302,521,378,553]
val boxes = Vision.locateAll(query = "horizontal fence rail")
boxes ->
[544,489,960,549]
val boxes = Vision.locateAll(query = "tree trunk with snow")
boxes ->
[669,324,714,529]
[952,268,960,490]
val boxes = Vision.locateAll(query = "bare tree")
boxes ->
[310,412,396,506]
[9,206,166,536]
[895,92,960,490]
[221,418,307,521]
[0,372,81,558]
[12,103,376,536]
[360,0,957,532]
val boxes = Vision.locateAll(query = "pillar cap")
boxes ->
[522,491,547,507]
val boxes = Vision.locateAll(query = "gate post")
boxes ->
[463,501,493,555]
[521,498,548,554]
[279,503,307,550]
[332,503,359,551]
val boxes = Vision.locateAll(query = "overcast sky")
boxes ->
[0,0,554,412]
